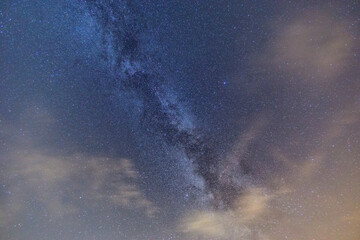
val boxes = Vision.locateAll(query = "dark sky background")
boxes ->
[0,1,360,239]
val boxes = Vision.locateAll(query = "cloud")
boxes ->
[258,8,355,88]
[0,152,77,224]
[0,151,158,227]
[81,157,159,217]
[265,105,360,240]
[233,188,270,221]
[215,116,268,207]
[179,96,360,240]
[179,187,271,239]
[180,211,226,238]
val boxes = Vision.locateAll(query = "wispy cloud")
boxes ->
[0,151,158,228]
[257,8,356,89]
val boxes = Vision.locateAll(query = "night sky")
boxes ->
[0,1,360,239]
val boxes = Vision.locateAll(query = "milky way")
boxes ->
[1,1,360,240]
[84,0,227,205]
